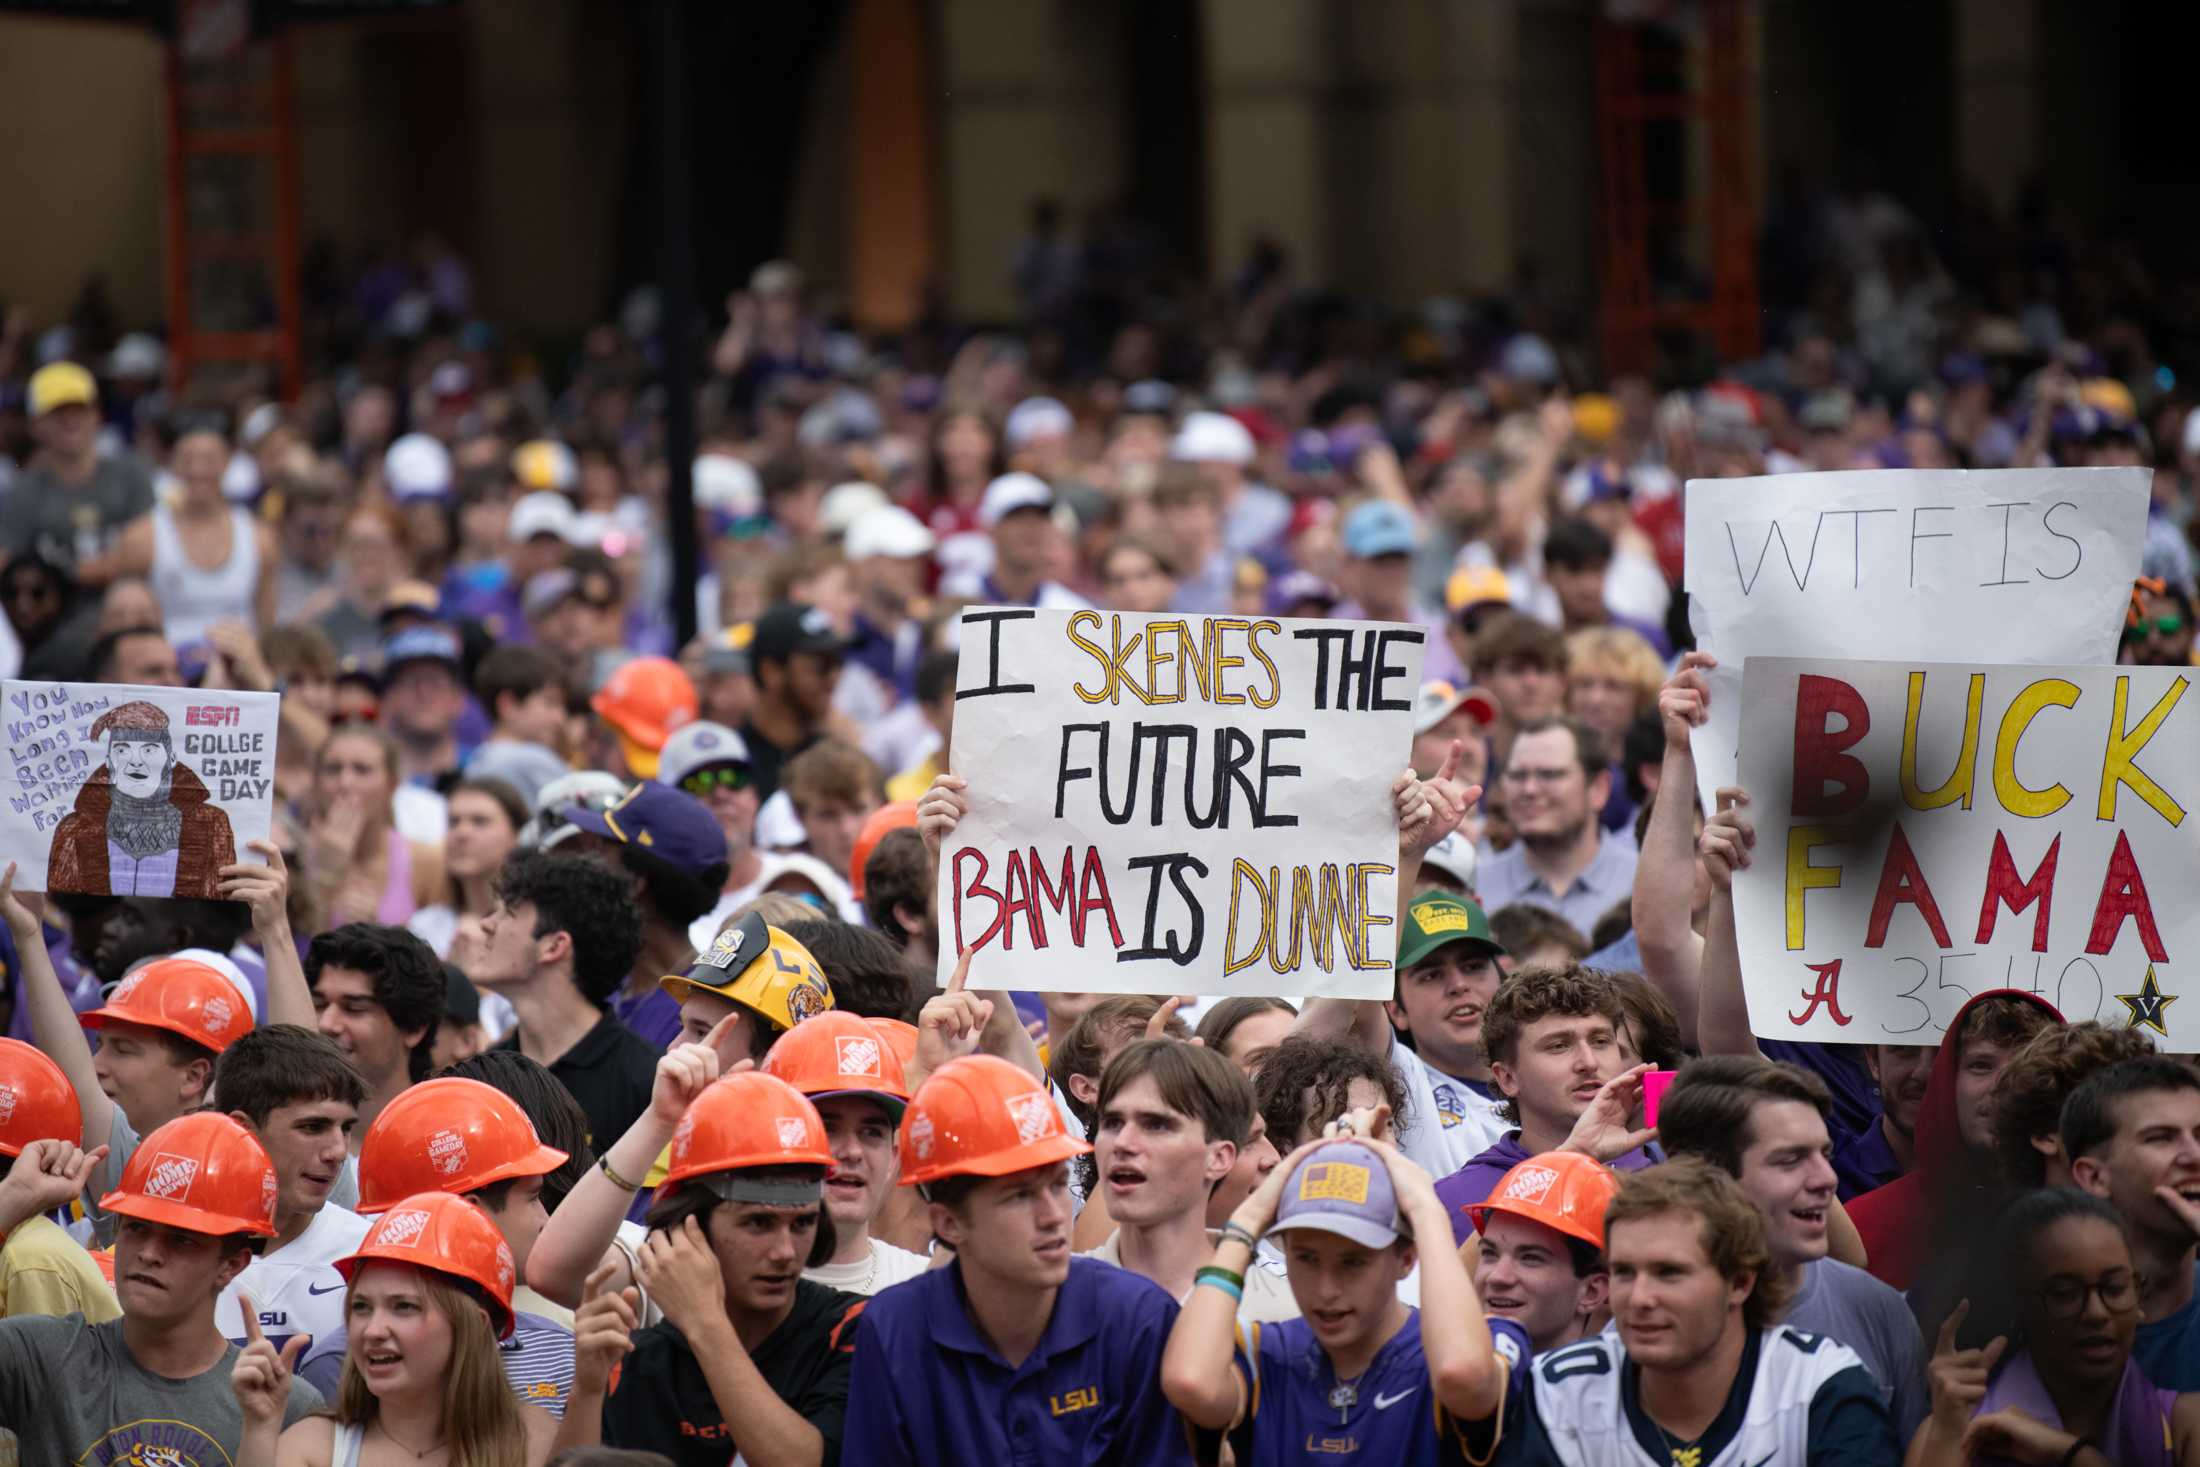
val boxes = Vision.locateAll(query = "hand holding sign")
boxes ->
[1660,651,1717,749]
[918,773,968,861]
[1698,789,1754,894]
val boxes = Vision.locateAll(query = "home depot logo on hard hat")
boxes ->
[0,1083,16,1128]
[1501,1165,1561,1206]
[1007,1091,1057,1145]
[908,1113,934,1161]
[429,1129,469,1176]
[775,1117,807,1148]
[145,1154,200,1201]
[377,1209,433,1248]
[835,1035,882,1079]
[202,996,235,1033]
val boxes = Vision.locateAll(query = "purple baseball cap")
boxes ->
[561,780,728,877]
[1269,1140,1400,1249]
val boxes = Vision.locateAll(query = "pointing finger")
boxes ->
[1146,996,1187,1041]
[1436,740,1462,786]
[947,946,974,995]
[239,1292,264,1344]
[1935,1299,1970,1357]
[702,1010,745,1056]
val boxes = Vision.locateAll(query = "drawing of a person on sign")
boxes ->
[46,700,236,898]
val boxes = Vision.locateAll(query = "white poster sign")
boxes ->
[1685,468,2149,811]
[937,606,1423,998]
[0,681,279,896]
[1732,656,2199,1046]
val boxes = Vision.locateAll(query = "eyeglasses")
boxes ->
[680,765,750,796]
[2031,1272,2139,1319]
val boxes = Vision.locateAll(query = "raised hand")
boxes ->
[219,841,292,938]
[1925,1300,2008,1436]
[1230,1136,1328,1238]
[0,863,42,942]
[1146,996,1204,1045]
[1698,788,1755,893]
[918,773,968,860]
[649,1013,736,1128]
[1562,1063,1658,1162]
[572,1258,640,1396]
[0,1138,109,1220]
[915,948,992,1074]
[1324,1102,1395,1144]
[230,1292,310,1425]
[1659,651,1717,749]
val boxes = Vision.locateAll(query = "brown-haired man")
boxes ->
[1504,1158,1897,1466]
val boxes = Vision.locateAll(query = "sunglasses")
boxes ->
[2127,614,2186,639]
[330,704,381,726]
[680,764,750,796]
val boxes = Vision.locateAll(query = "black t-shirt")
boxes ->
[735,720,817,806]
[602,1279,865,1467]
[494,1009,657,1153]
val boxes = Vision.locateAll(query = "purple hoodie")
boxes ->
[1432,1130,1662,1247]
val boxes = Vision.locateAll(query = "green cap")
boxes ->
[1396,891,1505,971]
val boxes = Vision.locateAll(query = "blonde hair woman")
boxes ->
[233,1190,556,1467]
[299,724,445,930]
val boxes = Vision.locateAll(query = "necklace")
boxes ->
[1327,1367,1367,1420]
[1650,1416,1705,1467]
[374,1420,448,1459]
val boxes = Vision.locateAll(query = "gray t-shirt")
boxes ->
[1787,1255,1929,1443]
[0,1313,322,1467]
[0,455,155,570]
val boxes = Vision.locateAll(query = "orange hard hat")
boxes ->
[357,1077,570,1214]
[660,1070,835,1192]
[847,800,919,902]
[590,656,698,778]
[337,1190,517,1339]
[0,1038,79,1158]
[1465,1151,1621,1251]
[100,1112,277,1238]
[761,1012,910,1121]
[898,1055,1090,1187]
[83,957,254,1053]
[871,1018,918,1072]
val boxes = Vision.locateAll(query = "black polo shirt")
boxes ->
[494,1009,658,1153]
[602,1279,864,1467]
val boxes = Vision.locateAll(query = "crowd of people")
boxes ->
[0,188,2196,1466]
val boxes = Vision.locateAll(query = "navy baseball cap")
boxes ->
[381,625,463,674]
[561,780,728,876]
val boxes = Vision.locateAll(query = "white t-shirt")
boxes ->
[217,1204,373,1354]
[1387,1031,1510,1180]
[803,1238,932,1296]
[1081,1229,1299,1323]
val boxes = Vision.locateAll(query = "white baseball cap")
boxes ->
[657,721,751,791]
[820,481,891,537]
[385,432,454,501]
[508,491,582,544]
[1171,410,1255,466]
[1413,680,1500,735]
[844,504,937,561]
[978,472,1054,529]
[694,454,763,517]
[1005,396,1074,448]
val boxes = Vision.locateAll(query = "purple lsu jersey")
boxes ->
[1231,1311,1531,1464]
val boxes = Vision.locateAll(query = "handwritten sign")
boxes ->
[1684,468,2148,812]
[1731,656,2199,1046]
[937,607,1423,998]
[0,681,279,897]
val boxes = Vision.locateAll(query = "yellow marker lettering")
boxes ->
[1785,826,1843,951]
[1206,618,1248,705]
[1992,678,2079,818]
[1248,620,1283,709]
[1144,618,1185,705]
[1900,670,1983,810]
[1223,860,1268,977]
[2099,675,2188,826]
[1066,611,1112,704]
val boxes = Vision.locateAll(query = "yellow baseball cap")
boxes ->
[28,362,96,417]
